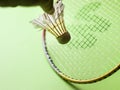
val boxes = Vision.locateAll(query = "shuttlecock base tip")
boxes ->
[57,32,71,44]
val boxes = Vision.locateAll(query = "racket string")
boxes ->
[44,0,120,83]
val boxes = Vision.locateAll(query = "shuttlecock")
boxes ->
[31,0,71,44]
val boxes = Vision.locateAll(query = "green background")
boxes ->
[0,3,120,90]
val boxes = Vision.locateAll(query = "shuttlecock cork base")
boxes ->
[57,31,71,44]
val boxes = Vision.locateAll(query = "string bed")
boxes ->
[43,0,120,83]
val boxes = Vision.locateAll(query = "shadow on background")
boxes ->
[62,79,82,90]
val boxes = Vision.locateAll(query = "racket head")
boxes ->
[42,0,120,84]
